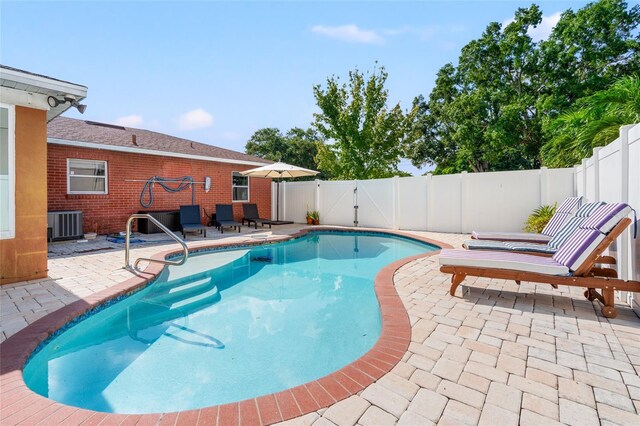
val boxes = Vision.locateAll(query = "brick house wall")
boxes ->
[47,144,272,235]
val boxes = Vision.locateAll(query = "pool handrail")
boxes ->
[124,213,189,271]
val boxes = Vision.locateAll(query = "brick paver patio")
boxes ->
[1,226,639,425]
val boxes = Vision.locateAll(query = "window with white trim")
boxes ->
[0,104,15,239]
[67,159,108,194]
[232,171,249,202]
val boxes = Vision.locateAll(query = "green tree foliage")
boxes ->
[245,128,289,160]
[245,127,329,180]
[541,75,640,167]
[313,65,419,180]
[538,0,640,117]
[408,0,639,174]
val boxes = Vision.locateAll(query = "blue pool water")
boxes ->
[23,232,437,414]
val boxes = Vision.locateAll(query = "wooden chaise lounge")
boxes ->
[440,203,639,319]
[463,201,618,272]
[471,196,583,243]
[465,201,603,255]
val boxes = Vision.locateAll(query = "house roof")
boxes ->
[0,65,87,122]
[0,65,88,89]
[48,117,270,166]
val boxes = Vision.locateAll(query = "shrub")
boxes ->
[523,204,557,233]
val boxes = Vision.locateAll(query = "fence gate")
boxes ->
[356,178,395,229]
[318,180,356,226]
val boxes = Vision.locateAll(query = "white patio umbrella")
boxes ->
[240,161,319,224]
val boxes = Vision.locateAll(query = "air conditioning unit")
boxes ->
[47,211,83,241]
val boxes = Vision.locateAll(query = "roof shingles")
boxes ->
[48,117,269,165]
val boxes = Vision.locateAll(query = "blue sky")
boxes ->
[2,1,593,175]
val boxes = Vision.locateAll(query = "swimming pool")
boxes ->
[23,231,437,414]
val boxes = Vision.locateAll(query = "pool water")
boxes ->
[23,232,437,414]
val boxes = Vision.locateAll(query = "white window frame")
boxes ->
[0,103,15,240]
[67,159,108,195]
[232,171,249,202]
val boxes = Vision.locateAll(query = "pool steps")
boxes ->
[170,285,219,310]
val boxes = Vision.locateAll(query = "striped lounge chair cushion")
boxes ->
[547,202,605,249]
[580,203,632,233]
[439,249,570,276]
[552,228,605,272]
[541,196,583,236]
[464,239,555,254]
[575,201,605,217]
[557,196,583,214]
[463,240,510,250]
[504,242,556,254]
[541,212,571,237]
[470,231,552,243]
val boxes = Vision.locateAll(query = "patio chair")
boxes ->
[471,196,583,243]
[464,202,605,255]
[179,205,207,239]
[242,203,272,229]
[215,204,242,234]
[440,203,638,319]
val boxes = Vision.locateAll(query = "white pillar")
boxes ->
[426,173,433,231]
[593,147,602,202]
[282,181,286,221]
[619,126,631,286]
[540,166,549,205]
[272,181,277,220]
[581,159,588,201]
[460,171,468,233]
[315,179,321,218]
[393,176,400,230]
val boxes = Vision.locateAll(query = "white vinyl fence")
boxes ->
[273,168,575,233]
[575,124,640,313]
[272,123,640,312]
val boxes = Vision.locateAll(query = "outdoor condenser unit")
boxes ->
[47,211,83,241]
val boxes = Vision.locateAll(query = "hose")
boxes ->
[140,176,194,208]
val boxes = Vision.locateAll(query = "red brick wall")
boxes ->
[47,145,272,235]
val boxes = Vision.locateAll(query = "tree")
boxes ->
[538,0,640,118]
[541,75,640,167]
[408,6,544,174]
[313,65,418,180]
[245,127,329,179]
[408,0,639,174]
[245,128,289,161]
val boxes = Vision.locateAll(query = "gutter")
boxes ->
[47,137,270,167]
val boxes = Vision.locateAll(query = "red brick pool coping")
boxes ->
[0,228,451,425]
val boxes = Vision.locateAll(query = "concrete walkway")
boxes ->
[1,226,639,425]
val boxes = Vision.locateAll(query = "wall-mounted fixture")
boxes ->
[47,95,87,114]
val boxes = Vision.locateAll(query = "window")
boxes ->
[232,171,249,202]
[67,159,108,194]
[0,104,15,239]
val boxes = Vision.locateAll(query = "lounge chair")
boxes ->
[215,204,242,234]
[464,202,605,255]
[242,203,272,229]
[179,205,207,239]
[440,203,638,318]
[471,196,583,243]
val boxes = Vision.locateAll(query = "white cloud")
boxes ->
[311,24,384,44]
[178,108,214,131]
[528,12,561,42]
[503,11,561,42]
[113,114,143,127]
[383,26,436,41]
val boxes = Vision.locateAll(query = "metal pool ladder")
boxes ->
[124,213,189,271]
